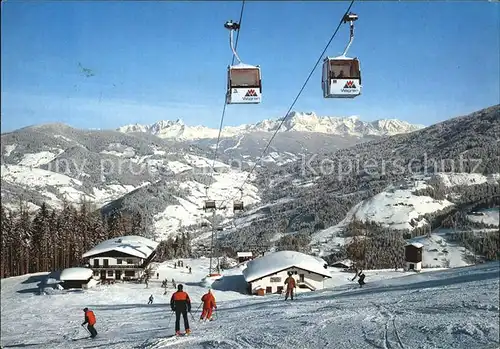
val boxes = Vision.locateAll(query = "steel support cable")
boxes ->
[221,0,356,209]
[207,0,246,198]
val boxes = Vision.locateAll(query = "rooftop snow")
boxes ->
[82,235,159,259]
[59,267,93,281]
[237,252,253,257]
[242,250,331,282]
[407,242,424,248]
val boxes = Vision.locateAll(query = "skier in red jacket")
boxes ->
[200,289,217,321]
[82,307,98,338]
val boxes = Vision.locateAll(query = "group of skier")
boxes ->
[169,284,217,335]
[81,285,217,339]
[80,268,366,339]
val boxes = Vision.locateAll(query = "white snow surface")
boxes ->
[434,173,500,187]
[353,180,454,231]
[151,157,260,240]
[59,268,93,281]
[408,231,475,268]
[1,258,499,349]
[17,150,63,167]
[242,251,331,282]
[82,235,159,259]
[467,208,499,227]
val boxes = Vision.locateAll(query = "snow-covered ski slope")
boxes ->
[1,258,499,349]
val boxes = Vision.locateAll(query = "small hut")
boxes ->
[59,267,94,289]
[237,251,253,263]
[405,242,423,272]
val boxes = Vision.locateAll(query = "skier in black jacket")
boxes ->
[170,284,191,335]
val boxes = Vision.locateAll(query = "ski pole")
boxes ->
[81,324,91,335]
[189,311,196,322]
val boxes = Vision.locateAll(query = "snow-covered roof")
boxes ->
[242,251,331,282]
[231,62,260,69]
[237,252,253,257]
[326,55,357,61]
[331,259,353,267]
[407,242,424,249]
[60,267,93,281]
[82,235,159,259]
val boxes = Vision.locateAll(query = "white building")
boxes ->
[242,250,331,295]
[236,251,253,263]
[82,235,159,281]
[59,267,94,289]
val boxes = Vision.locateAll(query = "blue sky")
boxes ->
[1,1,499,132]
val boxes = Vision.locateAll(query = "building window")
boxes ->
[103,259,109,267]
[126,259,133,264]
[117,259,122,264]
[277,286,284,294]
[266,287,272,294]
[93,259,99,267]
[270,277,281,283]
[124,271,135,277]
[107,270,113,277]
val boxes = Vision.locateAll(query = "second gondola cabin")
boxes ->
[226,63,262,104]
[322,56,361,98]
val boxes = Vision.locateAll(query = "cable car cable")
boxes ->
[220,0,356,209]
[207,0,246,198]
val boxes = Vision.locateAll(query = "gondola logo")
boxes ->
[341,80,358,93]
[343,81,356,89]
[245,89,257,97]
[243,89,259,101]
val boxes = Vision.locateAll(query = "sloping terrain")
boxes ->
[217,105,499,250]
[1,105,498,247]
[1,258,498,349]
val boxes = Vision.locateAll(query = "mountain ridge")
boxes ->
[117,111,426,140]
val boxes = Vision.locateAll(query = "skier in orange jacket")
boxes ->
[82,307,98,338]
[284,272,296,301]
[200,289,217,321]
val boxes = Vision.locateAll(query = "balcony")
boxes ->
[91,264,142,269]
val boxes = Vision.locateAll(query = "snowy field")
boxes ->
[1,258,499,349]
[467,208,499,227]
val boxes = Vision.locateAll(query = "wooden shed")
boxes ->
[405,242,423,272]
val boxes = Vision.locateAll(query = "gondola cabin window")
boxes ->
[230,68,260,88]
[329,59,360,80]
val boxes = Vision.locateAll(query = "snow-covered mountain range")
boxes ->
[1,105,498,250]
[117,112,425,140]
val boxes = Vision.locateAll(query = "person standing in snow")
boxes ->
[284,272,297,300]
[170,284,192,335]
[172,279,176,289]
[82,307,98,338]
[200,289,217,321]
[357,270,366,288]
[148,295,154,304]
[189,267,192,274]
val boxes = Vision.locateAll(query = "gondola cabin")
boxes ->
[233,200,244,212]
[226,63,262,104]
[204,200,216,210]
[322,56,361,98]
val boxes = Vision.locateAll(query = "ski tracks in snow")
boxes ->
[362,301,406,349]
